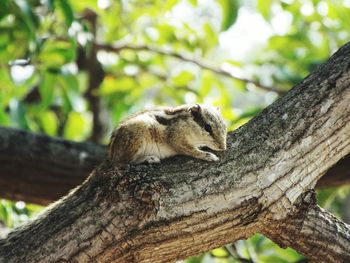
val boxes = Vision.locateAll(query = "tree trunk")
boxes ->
[0,41,350,262]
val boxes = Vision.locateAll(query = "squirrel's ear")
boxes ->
[188,104,201,115]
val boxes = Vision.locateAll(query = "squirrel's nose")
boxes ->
[218,143,227,151]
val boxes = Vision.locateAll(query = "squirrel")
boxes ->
[108,104,227,165]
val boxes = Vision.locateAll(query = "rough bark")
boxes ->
[0,41,350,263]
[0,131,348,206]
[263,199,350,263]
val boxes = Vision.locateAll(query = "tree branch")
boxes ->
[0,127,106,205]
[4,42,284,95]
[0,130,347,206]
[0,41,349,263]
[79,10,106,143]
[95,42,286,95]
[0,129,348,205]
[263,201,350,262]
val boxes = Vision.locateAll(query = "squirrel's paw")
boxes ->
[204,152,219,162]
[145,156,161,164]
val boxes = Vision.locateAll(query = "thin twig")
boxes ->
[138,67,200,95]
[95,42,286,95]
[5,40,286,95]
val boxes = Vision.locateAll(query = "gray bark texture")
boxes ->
[0,41,350,263]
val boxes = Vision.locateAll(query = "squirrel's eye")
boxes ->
[204,124,212,133]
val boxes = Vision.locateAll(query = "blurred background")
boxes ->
[0,0,350,262]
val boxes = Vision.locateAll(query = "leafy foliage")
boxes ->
[0,0,349,262]
[0,200,42,229]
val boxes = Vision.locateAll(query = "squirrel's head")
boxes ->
[188,104,227,152]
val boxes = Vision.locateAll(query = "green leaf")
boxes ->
[25,203,44,216]
[211,247,229,257]
[57,0,74,26]
[69,0,98,13]
[199,71,214,98]
[9,100,29,130]
[39,110,58,136]
[0,201,9,225]
[63,111,91,140]
[0,107,10,126]
[258,254,287,263]
[172,71,194,86]
[257,0,272,20]
[0,200,13,227]
[157,24,176,44]
[99,76,136,95]
[58,74,82,113]
[0,0,10,20]
[164,0,179,11]
[218,0,239,31]
[43,0,55,11]
[39,40,75,69]
[184,254,205,263]
[12,0,39,39]
[38,73,55,109]
[275,247,305,262]
[202,22,218,49]
[188,0,197,6]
